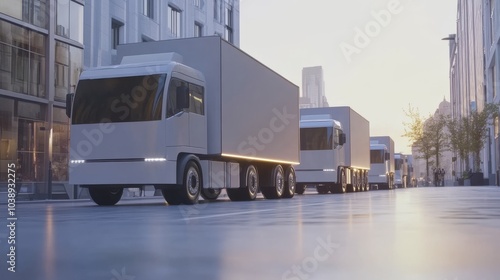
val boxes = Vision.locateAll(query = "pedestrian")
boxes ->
[139,185,145,197]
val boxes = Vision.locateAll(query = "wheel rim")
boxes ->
[342,171,347,192]
[248,167,258,195]
[276,166,284,195]
[187,167,200,196]
[288,171,296,194]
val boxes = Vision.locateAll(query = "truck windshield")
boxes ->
[395,158,403,170]
[370,150,385,164]
[72,74,167,124]
[300,127,333,150]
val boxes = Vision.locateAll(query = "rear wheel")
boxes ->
[89,186,123,206]
[282,166,296,198]
[347,169,356,193]
[201,188,221,201]
[295,183,306,195]
[161,187,182,205]
[227,165,259,201]
[261,165,284,199]
[316,185,329,194]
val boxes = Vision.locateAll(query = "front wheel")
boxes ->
[178,161,201,205]
[89,186,123,206]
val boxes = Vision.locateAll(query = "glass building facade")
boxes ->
[0,0,83,199]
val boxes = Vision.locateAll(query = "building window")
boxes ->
[224,4,233,43]
[168,5,181,38]
[214,0,218,20]
[0,20,46,97]
[493,65,497,98]
[55,41,69,101]
[143,0,154,19]
[490,0,496,45]
[194,22,203,37]
[111,20,123,50]
[56,0,84,43]
[24,0,47,28]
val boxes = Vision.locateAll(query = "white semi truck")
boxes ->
[368,136,395,190]
[394,153,408,188]
[66,36,300,205]
[295,107,370,194]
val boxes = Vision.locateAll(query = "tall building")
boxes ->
[484,0,500,184]
[0,0,240,200]
[301,66,328,108]
[448,0,492,182]
[0,0,84,199]
[84,0,240,68]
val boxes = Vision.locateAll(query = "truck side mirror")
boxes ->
[385,152,390,160]
[66,93,74,118]
[339,133,346,146]
[176,84,190,110]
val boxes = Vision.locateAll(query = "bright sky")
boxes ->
[240,0,457,154]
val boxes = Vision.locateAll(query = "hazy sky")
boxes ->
[240,0,457,154]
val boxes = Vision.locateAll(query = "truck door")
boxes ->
[187,83,207,149]
[165,77,189,148]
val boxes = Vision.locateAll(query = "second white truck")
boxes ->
[295,107,370,194]
[368,136,395,190]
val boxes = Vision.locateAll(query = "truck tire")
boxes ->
[201,188,221,201]
[364,173,370,191]
[295,184,306,194]
[347,169,356,192]
[161,188,182,205]
[227,165,259,201]
[316,185,329,194]
[332,169,347,193]
[282,166,296,198]
[88,186,123,206]
[261,165,284,199]
[178,161,201,205]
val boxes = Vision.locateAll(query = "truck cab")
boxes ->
[394,153,408,188]
[295,115,346,194]
[368,143,392,189]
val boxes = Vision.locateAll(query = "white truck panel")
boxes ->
[300,107,370,169]
[117,37,299,164]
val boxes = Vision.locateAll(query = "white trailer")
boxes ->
[66,36,299,205]
[368,136,395,190]
[295,107,370,194]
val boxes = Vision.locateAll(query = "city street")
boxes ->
[2,186,500,280]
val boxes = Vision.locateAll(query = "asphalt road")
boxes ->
[1,186,500,280]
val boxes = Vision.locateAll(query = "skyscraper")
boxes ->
[301,66,327,108]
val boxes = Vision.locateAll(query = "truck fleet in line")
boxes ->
[65,36,416,206]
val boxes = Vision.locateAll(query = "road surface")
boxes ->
[1,186,500,280]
